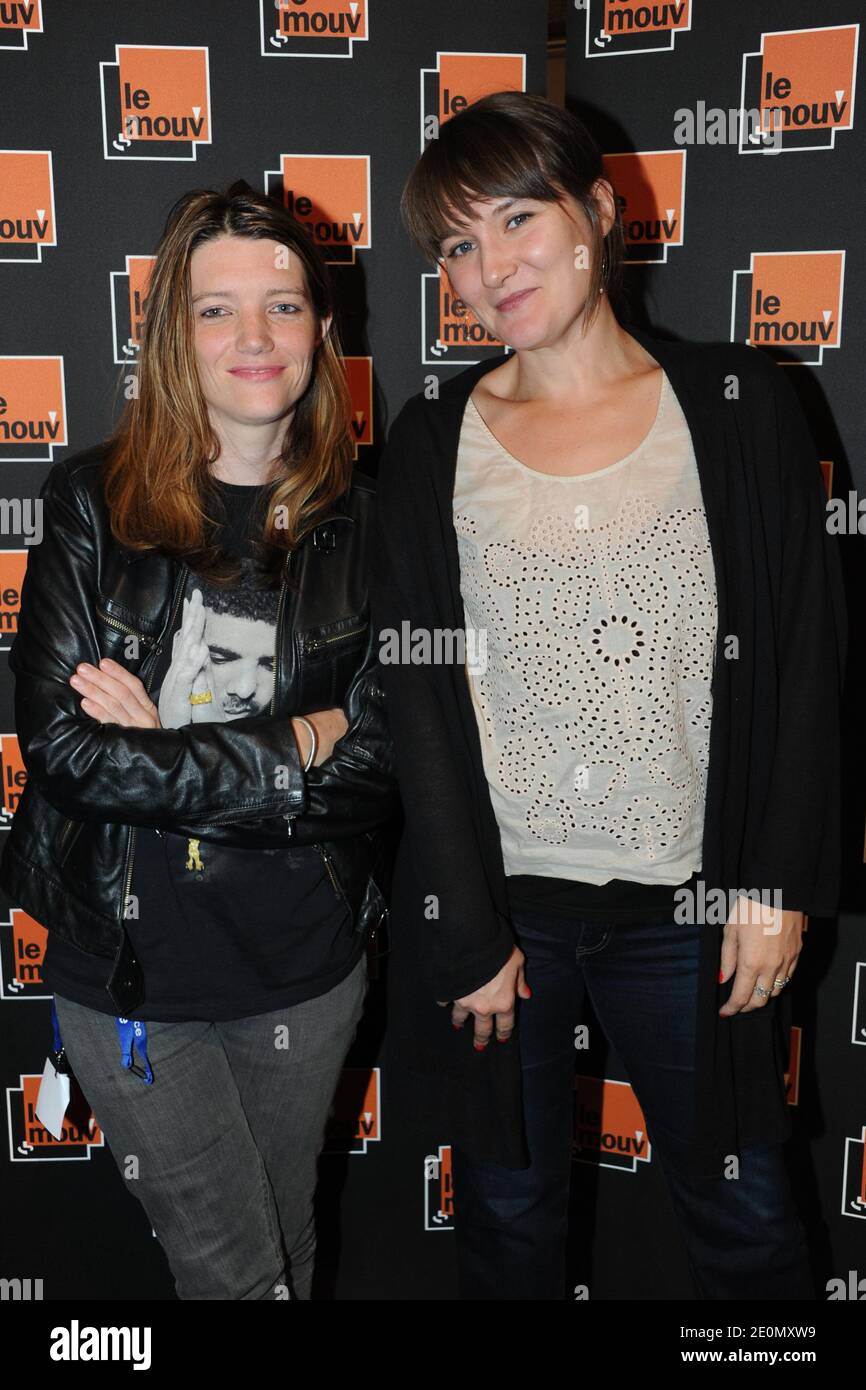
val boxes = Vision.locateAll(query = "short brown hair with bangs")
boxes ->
[400,90,628,332]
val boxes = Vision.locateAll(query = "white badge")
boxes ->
[35,1055,71,1140]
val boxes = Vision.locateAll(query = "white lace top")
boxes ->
[452,368,718,886]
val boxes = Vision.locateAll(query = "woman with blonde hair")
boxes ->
[1,180,395,1300]
[372,92,845,1299]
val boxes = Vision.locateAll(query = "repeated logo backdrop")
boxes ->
[0,0,861,1302]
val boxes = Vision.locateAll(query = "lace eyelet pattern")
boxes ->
[453,374,718,883]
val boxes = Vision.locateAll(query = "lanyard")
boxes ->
[50,995,63,1054]
[115,1016,154,1084]
[49,996,70,1075]
[50,996,153,1085]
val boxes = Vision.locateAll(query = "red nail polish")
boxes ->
[473,1042,487,1051]
[524,985,532,997]
[496,1035,509,1043]
[718,969,725,983]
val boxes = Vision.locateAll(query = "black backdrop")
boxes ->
[0,0,863,1303]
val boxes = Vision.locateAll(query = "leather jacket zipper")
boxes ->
[95,607,158,647]
[57,818,76,855]
[294,617,366,843]
[276,517,354,836]
[270,568,289,717]
[56,815,83,865]
[316,843,346,903]
[118,563,189,926]
[271,550,298,840]
[306,625,365,653]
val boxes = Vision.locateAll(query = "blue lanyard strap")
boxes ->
[50,996,153,1084]
[50,996,63,1054]
[115,1016,154,1085]
[49,996,71,1075]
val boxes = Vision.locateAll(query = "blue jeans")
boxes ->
[451,913,814,1301]
[52,954,368,1300]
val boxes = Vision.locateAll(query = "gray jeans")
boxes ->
[53,954,368,1300]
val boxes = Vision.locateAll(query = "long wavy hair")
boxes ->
[103,180,354,587]
[400,90,629,333]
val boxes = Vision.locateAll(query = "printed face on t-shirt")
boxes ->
[202,604,274,718]
[156,576,279,728]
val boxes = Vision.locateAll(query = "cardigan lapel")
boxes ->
[432,355,504,628]
[428,358,511,799]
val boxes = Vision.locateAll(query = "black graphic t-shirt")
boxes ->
[42,478,362,1021]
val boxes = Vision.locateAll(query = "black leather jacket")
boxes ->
[0,444,397,1013]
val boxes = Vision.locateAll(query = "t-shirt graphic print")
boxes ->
[157,577,278,728]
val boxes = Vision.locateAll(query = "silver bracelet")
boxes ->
[295,716,317,771]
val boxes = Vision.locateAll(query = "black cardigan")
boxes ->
[370,322,847,1179]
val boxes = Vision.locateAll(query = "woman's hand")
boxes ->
[437,945,530,1048]
[69,658,161,729]
[718,896,803,1016]
[291,708,349,767]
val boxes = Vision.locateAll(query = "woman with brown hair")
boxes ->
[1,181,396,1299]
[371,92,845,1299]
